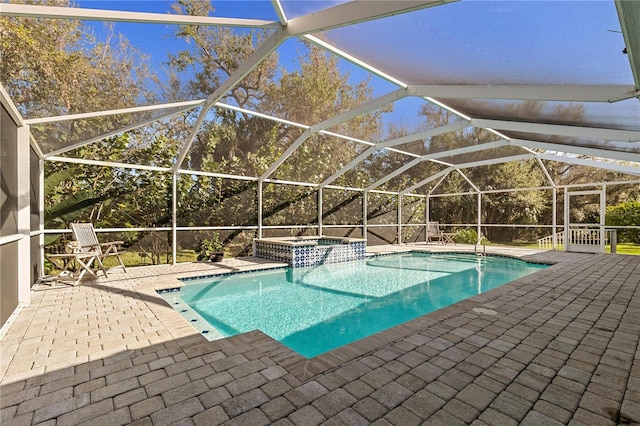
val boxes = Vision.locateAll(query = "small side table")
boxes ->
[45,252,102,285]
[441,232,456,245]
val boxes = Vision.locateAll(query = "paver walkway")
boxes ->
[1,247,639,425]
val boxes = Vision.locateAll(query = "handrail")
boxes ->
[474,235,486,256]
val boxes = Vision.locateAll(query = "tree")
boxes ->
[606,200,640,243]
[168,2,388,248]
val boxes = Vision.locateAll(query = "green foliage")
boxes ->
[453,229,490,245]
[606,200,640,243]
[195,234,224,261]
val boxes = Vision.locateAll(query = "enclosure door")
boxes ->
[564,189,605,253]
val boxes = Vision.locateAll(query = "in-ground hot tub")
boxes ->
[254,236,366,267]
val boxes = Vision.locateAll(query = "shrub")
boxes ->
[606,201,640,243]
[453,228,490,245]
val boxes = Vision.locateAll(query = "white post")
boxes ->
[397,194,402,245]
[563,187,569,251]
[477,192,482,243]
[600,185,606,253]
[257,181,263,239]
[39,157,45,279]
[363,191,368,241]
[17,125,31,305]
[552,188,557,250]
[425,195,430,243]
[318,188,323,237]
[171,173,177,265]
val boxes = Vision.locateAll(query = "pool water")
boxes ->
[161,253,547,358]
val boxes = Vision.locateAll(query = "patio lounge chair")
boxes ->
[46,223,127,285]
[70,223,127,274]
[427,221,456,245]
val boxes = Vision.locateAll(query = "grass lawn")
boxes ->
[46,249,199,274]
[494,242,640,255]
[102,249,198,268]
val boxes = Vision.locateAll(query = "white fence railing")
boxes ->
[538,232,564,251]
[538,229,618,253]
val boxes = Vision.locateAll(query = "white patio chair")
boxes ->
[427,221,456,245]
[70,223,127,275]
[427,221,444,244]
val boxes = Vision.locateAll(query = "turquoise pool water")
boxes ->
[161,253,547,358]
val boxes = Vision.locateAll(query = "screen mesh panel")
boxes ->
[273,134,363,183]
[401,195,425,224]
[318,2,632,86]
[184,107,305,176]
[262,183,317,226]
[367,192,397,225]
[322,188,362,225]
[366,225,397,245]
[43,164,172,229]
[177,229,258,259]
[177,175,257,227]
[37,106,199,157]
[439,98,640,132]
[322,226,363,239]
[262,227,318,238]
[402,225,426,244]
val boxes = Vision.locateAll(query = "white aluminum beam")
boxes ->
[47,155,172,172]
[365,139,509,191]
[218,101,309,129]
[535,157,556,188]
[365,157,426,192]
[0,83,24,126]
[319,121,473,189]
[177,169,258,182]
[408,84,638,103]
[512,139,640,163]
[271,0,288,25]
[318,146,377,188]
[43,106,193,158]
[305,35,407,88]
[260,88,408,181]
[402,154,535,196]
[313,88,407,132]
[456,170,480,193]
[259,129,313,183]
[173,29,287,172]
[538,154,640,177]
[376,120,470,150]
[399,168,452,196]
[429,170,453,195]
[455,153,535,170]
[319,130,373,147]
[615,0,640,88]
[472,119,640,142]
[24,99,205,125]
[287,1,453,36]
[0,3,280,28]
[29,133,45,160]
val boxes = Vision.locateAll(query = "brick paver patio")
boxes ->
[1,246,639,425]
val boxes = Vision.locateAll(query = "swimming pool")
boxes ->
[160,253,548,358]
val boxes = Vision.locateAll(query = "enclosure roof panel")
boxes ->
[317,1,634,86]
